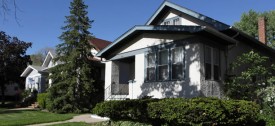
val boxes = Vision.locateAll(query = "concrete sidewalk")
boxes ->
[26,114,108,126]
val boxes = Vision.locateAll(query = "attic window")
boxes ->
[173,18,180,25]
[163,21,170,25]
[162,17,181,25]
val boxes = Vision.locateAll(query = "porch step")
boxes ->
[28,102,39,108]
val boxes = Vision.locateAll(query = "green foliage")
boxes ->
[37,93,48,109]
[148,98,260,126]
[234,10,275,49]
[48,0,100,113]
[93,98,261,126]
[225,51,275,101]
[92,121,152,126]
[92,99,158,122]
[0,31,32,105]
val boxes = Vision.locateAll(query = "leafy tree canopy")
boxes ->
[234,10,275,49]
[0,31,32,105]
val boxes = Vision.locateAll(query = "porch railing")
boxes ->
[105,83,129,100]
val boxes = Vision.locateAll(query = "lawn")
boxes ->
[0,109,76,126]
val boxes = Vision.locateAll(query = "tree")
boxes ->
[234,10,275,49]
[30,47,55,66]
[48,0,98,113]
[0,0,20,23]
[225,51,275,101]
[0,31,32,105]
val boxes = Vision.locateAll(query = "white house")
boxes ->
[97,1,275,100]
[20,50,56,93]
[21,38,111,93]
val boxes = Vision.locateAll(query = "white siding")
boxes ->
[110,42,202,99]
[120,33,191,54]
[159,11,198,26]
[25,70,41,90]
[104,61,112,89]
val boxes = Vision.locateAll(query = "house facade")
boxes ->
[21,38,111,93]
[20,51,56,93]
[97,1,275,100]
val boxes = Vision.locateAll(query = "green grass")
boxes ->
[0,109,77,126]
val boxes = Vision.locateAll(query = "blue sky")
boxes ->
[1,0,275,55]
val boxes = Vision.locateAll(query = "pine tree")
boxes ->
[48,0,97,113]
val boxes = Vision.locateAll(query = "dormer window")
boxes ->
[173,18,180,25]
[164,21,170,25]
[162,17,181,25]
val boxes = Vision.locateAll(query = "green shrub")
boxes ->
[93,97,262,126]
[148,97,261,126]
[92,99,159,123]
[37,93,48,109]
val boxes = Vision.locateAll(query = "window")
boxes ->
[205,46,220,80]
[172,47,184,80]
[147,53,156,81]
[158,50,169,81]
[173,18,180,25]
[146,46,185,82]
[164,21,170,25]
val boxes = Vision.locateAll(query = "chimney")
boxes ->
[258,17,267,44]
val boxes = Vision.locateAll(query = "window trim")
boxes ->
[204,45,221,81]
[145,45,185,82]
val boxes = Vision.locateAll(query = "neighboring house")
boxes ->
[20,50,56,93]
[20,38,111,93]
[97,1,275,100]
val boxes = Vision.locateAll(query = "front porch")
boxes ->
[105,57,135,100]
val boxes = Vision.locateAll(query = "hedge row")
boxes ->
[92,97,262,126]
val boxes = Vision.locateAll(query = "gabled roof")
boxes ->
[89,38,111,51]
[96,1,275,59]
[41,51,55,67]
[96,25,237,58]
[146,1,229,30]
[20,65,46,77]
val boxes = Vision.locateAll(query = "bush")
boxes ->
[92,99,159,123]
[148,97,261,126]
[93,97,262,126]
[37,93,48,109]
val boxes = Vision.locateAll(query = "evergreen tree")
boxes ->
[48,0,97,113]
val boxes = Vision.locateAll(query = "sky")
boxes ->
[1,0,275,55]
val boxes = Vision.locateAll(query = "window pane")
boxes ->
[172,47,184,80]
[159,50,168,65]
[213,48,219,65]
[205,63,211,80]
[172,47,183,63]
[214,65,219,80]
[147,53,155,67]
[158,65,168,81]
[205,46,211,63]
[172,64,183,80]
[147,68,156,81]
[173,18,180,25]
